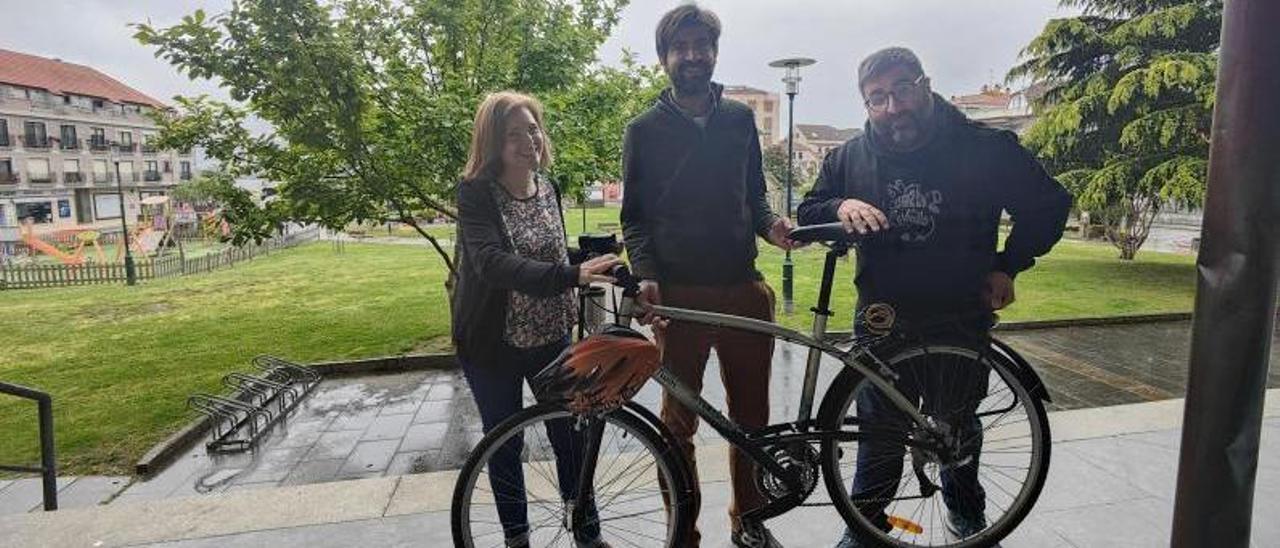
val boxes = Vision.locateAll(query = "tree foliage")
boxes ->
[135,0,655,273]
[1010,0,1220,259]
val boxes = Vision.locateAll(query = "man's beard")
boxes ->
[671,62,713,97]
[873,111,929,151]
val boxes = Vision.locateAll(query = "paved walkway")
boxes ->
[3,320,1275,514]
[2,394,1277,547]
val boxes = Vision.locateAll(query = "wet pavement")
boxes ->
[87,318,1277,504]
[4,318,1271,514]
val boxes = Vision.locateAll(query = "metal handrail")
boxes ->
[0,382,57,511]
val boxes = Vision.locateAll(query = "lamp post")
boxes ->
[113,161,137,285]
[768,57,815,315]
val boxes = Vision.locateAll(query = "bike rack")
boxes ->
[188,355,321,453]
[0,382,57,511]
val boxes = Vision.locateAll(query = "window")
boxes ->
[0,204,7,226]
[0,119,9,146]
[118,131,133,146]
[162,160,171,173]
[94,193,122,220]
[64,159,80,173]
[16,201,54,224]
[180,161,192,180]
[92,99,104,110]
[118,161,135,181]
[91,127,106,147]
[24,121,47,147]
[1,158,13,181]
[60,125,77,147]
[93,159,109,182]
[63,95,72,105]
[145,160,158,172]
[145,160,160,181]
[27,158,51,182]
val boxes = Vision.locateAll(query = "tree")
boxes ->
[1009,0,1221,259]
[762,141,814,215]
[134,0,651,274]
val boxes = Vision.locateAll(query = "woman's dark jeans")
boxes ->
[459,336,601,543]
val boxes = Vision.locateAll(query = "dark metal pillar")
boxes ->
[113,161,137,285]
[783,92,796,314]
[1171,0,1280,545]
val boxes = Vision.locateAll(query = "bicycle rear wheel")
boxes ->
[451,402,690,547]
[818,340,1051,547]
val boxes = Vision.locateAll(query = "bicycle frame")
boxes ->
[601,244,937,515]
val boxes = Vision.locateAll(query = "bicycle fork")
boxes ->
[570,415,606,541]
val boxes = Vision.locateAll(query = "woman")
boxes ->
[452,91,619,548]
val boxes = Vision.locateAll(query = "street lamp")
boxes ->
[113,161,137,286]
[769,56,816,315]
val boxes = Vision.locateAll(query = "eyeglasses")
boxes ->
[864,74,926,112]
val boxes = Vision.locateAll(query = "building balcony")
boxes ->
[92,173,114,185]
[115,142,137,154]
[0,173,18,184]
[180,172,193,181]
[60,138,81,151]
[141,144,158,154]
[89,139,111,152]
[22,135,51,149]
[28,175,54,184]
[64,172,85,184]
[143,170,162,182]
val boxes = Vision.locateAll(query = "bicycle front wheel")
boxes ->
[451,402,690,548]
[818,340,1051,547]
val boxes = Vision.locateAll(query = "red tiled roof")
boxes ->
[0,49,165,108]
[951,85,1015,109]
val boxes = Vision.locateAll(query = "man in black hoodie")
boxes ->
[620,4,797,548]
[799,48,1071,547]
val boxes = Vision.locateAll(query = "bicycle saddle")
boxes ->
[788,222,865,244]
[532,325,661,413]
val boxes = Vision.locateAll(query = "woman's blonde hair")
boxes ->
[463,91,554,181]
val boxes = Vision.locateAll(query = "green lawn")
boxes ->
[0,206,1198,476]
[1,242,449,476]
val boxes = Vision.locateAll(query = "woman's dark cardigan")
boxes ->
[450,177,581,367]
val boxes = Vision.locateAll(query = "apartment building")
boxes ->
[724,85,781,146]
[0,48,192,252]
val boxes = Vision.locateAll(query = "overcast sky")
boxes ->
[0,0,1075,131]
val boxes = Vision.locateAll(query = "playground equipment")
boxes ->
[19,220,107,266]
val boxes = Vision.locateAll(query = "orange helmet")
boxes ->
[533,326,661,413]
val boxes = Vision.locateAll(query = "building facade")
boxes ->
[790,123,862,176]
[0,49,191,252]
[723,85,781,146]
[950,83,1040,135]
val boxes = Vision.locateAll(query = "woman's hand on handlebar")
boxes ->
[578,254,622,285]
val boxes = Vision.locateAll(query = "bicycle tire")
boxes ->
[817,340,1051,548]
[452,402,692,547]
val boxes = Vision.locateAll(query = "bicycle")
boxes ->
[451,223,1052,548]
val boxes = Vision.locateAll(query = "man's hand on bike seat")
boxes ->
[837,198,890,235]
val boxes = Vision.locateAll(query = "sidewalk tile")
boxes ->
[304,430,363,461]
[339,440,400,476]
[282,458,346,486]
[399,423,448,453]
[362,414,414,441]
